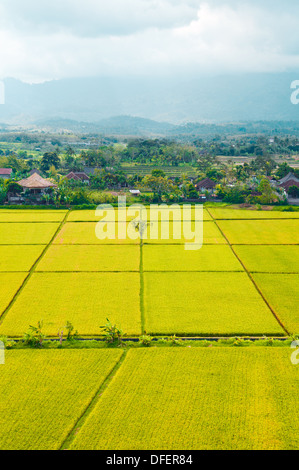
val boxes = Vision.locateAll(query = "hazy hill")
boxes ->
[0,73,299,126]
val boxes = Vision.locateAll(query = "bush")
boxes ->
[216,185,246,204]
[66,321,79,342]
[23,321,45,348]
[139,335,152,347]
[0,336,15,349]
[100,319,125,346]
[70,189,90,205]
[288,185,299,198]
[168,335,184,346]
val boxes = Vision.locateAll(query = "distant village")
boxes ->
[0,135,298,207]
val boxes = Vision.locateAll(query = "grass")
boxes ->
[234,246,299,273]
[67,207,211,222]
[0,272,141,337]
[253,274,299,334]
[54,222,140,244]
[69,348,299,450]
[0,273,27,315]
[0,223,60,245]
[36,245,140,272]
[0,349,122,450]
[67,209,140,223]
[218,219,299,245]
[0,211,67,222]
[120,164,197,177]
[0,245,45,271]
[143,245,243,272]
[144,206,212,221]
[209,208,299,220]
[143,272,284,336]
[143,221,226,245]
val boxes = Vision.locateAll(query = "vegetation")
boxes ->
[0,272,141,337]
[0,245,44,271]
[143,272,284,336]
[0,132,298,208]
[0,132,298,451]
[0,273,27,314]
[218,219,299,244]
[209,208,299,219]
[100,318,125,345]
[234,246,299,273]
[36,245,140,272]
[143,245,242,272]
[0,211,66,222]
[0,349,122,450]
[253,274,299,334]
[0,222,59,244]
[69,348,299,450]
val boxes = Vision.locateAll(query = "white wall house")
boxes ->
[0,168,12,180]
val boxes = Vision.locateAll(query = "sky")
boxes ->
[0,0,299,82]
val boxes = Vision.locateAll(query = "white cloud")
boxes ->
[0,0,299,82]
[0,0,198,36]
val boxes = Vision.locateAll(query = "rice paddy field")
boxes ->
[0,348,298,450]
[0,206,298,450]
[0,206,298,336]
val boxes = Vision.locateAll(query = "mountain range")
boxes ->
[1,73,299,134]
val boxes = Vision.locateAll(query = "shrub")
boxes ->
[0,336,15,349]
[139,335,152,347]
[168,335,184,346]
[288,185,299,198]
[66,321,79,342]
[100,319,125,346]
[23,321,45,348]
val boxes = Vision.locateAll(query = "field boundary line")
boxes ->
[0,212,69,324]
[206,208,290,336]
[60,349,127,450]
[140,211,145,335]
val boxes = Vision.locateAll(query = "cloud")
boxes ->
[0,0,199,37]
[0,0,299,82]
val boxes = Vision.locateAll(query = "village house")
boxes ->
[279,172,299,194]
[195,178,217,193]
[0,168,12,180]
[17,173,57,201]
[65,171,90,184]
[129,189,141,196]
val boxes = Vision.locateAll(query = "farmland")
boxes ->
[143,245,242,271]
[0,207,298,336]
[143,272,283,336]
[0,349,122,450]
[69,348,299,450]
[218,219,299,245]
[36,245,140,272]
[209,208,299,220]
[0,210,67,223]
[0,272,141,336]
[0,222,60,244]
[0,206,298,450]
[0,245,45,271]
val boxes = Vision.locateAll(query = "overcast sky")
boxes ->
[0,0,299,82]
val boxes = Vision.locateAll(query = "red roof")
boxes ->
[66,172,90,181]
[279,180,299,190]
[0,168,12,175]
[195,178,216,190]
